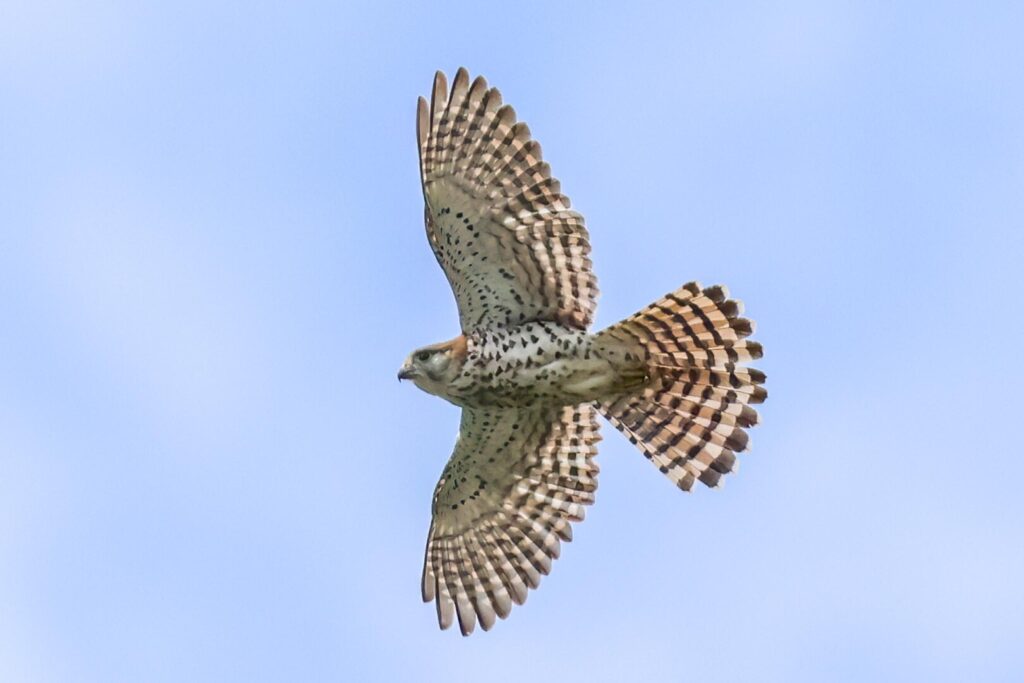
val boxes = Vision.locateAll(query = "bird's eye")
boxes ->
[416,351,430,362]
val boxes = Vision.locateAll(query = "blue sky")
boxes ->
[2,2,1023,681]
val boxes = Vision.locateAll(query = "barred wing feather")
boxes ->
[417,68,599,332]
[422,404,601,635]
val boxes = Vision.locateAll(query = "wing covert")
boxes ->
[416,68,599,332]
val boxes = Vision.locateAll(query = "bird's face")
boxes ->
[398,338,465,397]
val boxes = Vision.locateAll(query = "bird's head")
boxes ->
[398,335,467,398]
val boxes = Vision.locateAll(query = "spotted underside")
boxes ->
[443,321,642,409]
[422,404,600,635]
[417,68,599,332]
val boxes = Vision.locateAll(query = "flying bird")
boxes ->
[400,68,766,635]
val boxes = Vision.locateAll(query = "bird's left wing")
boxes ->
[422,403,601,635]
[417,68,599,332]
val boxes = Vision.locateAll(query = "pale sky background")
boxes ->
[2,2,1023,681]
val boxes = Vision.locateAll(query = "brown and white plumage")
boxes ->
[596,284,766,491]
[422,405,600,634]
[401,68,767,635]
[416,68,598,332]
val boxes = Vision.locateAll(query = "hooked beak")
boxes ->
[397,364,417,382]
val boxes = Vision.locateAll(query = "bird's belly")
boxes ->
[455,350,624,408]
[442,322,649,408]
[526,357,620,398]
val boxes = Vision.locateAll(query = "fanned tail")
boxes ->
[595,282,766,490]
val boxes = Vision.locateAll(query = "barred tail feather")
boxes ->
[596,282,766,491]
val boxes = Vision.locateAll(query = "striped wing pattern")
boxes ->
[597,283,766,490]
[422,404,601,635]
[417,68,599,332]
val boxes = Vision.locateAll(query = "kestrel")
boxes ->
[399,68,766,635]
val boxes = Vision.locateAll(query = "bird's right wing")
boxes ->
[421,403,601,635]
[417,68,599,333]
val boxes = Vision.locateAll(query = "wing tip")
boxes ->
[436,593,455,630]
[431,70,449,122]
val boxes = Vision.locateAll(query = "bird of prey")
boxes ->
[399,68,766,635]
